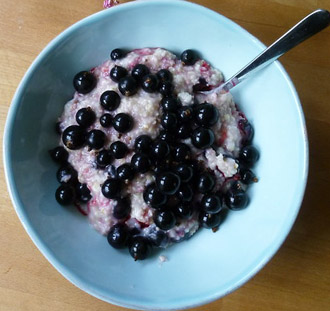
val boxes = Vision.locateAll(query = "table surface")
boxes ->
[1,0,330,310]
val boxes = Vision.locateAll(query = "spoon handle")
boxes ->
[221,9,330,92]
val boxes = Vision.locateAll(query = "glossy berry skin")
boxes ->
[239,145,259,167]
[158,130,174,142]
[113,197,131,219]
[171,203,193,220]
[172,143,191,162]
[109,141,129,159]
[177,106,194,123]
[73,71,97,94]
[116,164,134,181]
[118,76,138,96]
[62,125,85,150]
[176,184,193,202]
[153,209,176,231]
[49,146,68,164]
[161,97,181,112]
[75,107,96,128]
[107,223,130,249]
[99,113,113,127]
[177,123,191,139]
[143,183,167,208]
[141,74,159,93]
[156,172,181,195]
[110,65,128,82]
[131,153,151,173]
[55,184,75,205]
[159,81,174,96]
[191,127,215,149]
[195,103,219,127]
[100,90,121,111]
[134,135,152,154]
[238,119,254,145]
[174,164,193,183]
[151,140,170,160]
[148,230,169,248]
[156,69,172,82]
[101,178,121,199]
[86,129,106,150]
[240,168,257,184]
[197,172,215,194]
[96,149,112,168]
[225,189,249,210]
[75,183,92,203]
[56,165,77,184]
[113,113,133,133]
[180,49,198,66]
[201,194,222,214]
[131,64,150,82]
[128,236,151,261]
[110,48,126,61]
[199,211,222,229]
[161,112,178,131]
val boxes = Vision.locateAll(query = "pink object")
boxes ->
[103,0,120,9]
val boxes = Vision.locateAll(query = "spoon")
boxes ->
[201,9,330,94]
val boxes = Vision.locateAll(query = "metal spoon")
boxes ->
[202,9,330,94]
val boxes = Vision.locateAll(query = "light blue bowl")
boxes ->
[3,0,308,310]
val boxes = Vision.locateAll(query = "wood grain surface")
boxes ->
[1,0,330,310]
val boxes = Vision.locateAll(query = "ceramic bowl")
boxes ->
[4,0,308,310]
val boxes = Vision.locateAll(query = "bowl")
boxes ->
[3,0,308,310]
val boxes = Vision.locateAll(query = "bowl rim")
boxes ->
[3,0,309,310]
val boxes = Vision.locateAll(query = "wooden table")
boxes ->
[1,0,330,310]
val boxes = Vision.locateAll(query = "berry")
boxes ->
[134,135,152,154]
[160,97,181,112]
[100,90,121,111]
[113,197,131,219]
[201,194,222,214]
[107,223,129,249]
[151,140,170,160]
[238,119,254,145]
[128,236,151,261]
[174,164,193,183]
[161,112,178,131]
[156,69,173,82]
[96,149,112,168]
[158,81,174,96]
[113,113,133,133]
[118,76,138,96]
[109,141,129,159]
[73,71,97,94]
[176,184,193,202]
[55,184,75,205]
[199,211,222,229]
[86,129,106,150]
[180,49,198,65]
[75,183,92,203]
[197,172,215,194]
[110,65,128,82]
[172,203,193,219]
[62,125,85,150]
[49,146,68,164]
[101,178,121,199]
[177,123,191,139]
[172,143,191,162]
[117,164,134,181]
[158,130,174,142]
[55,122,61,134]
[239,145,259,167]
[99,113,113,127]
[153,209,176,231]
[191,127,214,149]
[177,105,194,123]
[143,183,167,208]
[195,103,219,127]
[240,169,258,184]
[131,153,151,173]
[148,230,169,248]
[110,48,126,61]
[141,74,159,93]
[225,189,249,210]
[75,107,96,128]
[131,64,150,82]
[56,165,77,184]
[156,172,181,195]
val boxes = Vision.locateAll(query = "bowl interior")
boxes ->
[4,1,308,310]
